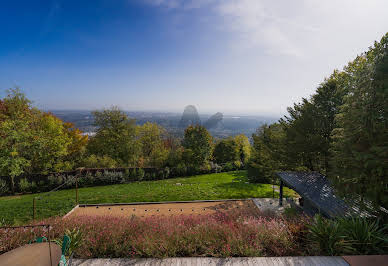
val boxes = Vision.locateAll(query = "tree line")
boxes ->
[0,91,251,193]
[248,33,387,215]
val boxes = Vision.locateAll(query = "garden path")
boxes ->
[73,256,349,265]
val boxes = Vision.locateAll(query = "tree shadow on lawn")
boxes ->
[229,171,248,182]
[213,181,275,199]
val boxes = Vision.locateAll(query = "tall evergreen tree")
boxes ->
[280,72,344,174]
[330,33,388,213]
[248,123,286,183]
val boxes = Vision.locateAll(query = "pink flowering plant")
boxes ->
[0,209,310,258]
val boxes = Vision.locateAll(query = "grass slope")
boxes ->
[0,171,295,224]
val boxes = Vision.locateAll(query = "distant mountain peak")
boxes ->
[204,112,223,129]
[179,105,201,128]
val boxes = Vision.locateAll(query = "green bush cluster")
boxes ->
[308,215,388,255]
[0,180,8,195]
[0,162,246,196]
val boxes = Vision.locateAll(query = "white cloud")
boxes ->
[144,0,315,56]
[216,0,305,56]
[144,0,388,58]
[140,0,388,114]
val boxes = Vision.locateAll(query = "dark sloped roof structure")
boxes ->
[276,171,372,218]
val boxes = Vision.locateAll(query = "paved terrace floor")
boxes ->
[73,256,349,266]
[252,198,294,215]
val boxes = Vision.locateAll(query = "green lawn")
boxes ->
[0,171,296,224]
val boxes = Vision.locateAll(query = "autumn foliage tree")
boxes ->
[137,122,168,167]
[182,125,213,167]
[213,138,239,164]
[86,107,140,167]
[0,89,87,193]
[213,134,250,165]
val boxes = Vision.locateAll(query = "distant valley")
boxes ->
[51,106,278,139]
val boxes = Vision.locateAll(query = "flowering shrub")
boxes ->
[0,210,308,258]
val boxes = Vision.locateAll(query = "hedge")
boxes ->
[0,162,244,196]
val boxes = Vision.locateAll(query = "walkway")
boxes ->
[73,256,349,265]
[252,198,295,215]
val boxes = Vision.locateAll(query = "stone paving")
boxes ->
[252,197,296,215]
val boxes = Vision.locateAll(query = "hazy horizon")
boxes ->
[1,0,388,116]
[47,107,282,118]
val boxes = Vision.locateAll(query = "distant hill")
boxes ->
[204,112,223,129]
[179,105,201,128]
[50,109,279,139]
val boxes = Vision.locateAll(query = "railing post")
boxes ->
[272,176,275,199]
[75,170,79,204]
[33,197,36,221]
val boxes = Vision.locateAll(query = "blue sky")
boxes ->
[1,0,387,116]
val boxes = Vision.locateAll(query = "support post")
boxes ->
[279,180,283,206]
[75,170,79,204]
[33,197,36,221]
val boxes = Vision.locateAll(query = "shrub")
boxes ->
[233,160,242,169]
[64,175,76,188]
[0,218,9,227]
[30,181,38,193]
[293,166,310,172]
[48,175,60,187]
[307,215,353,255]
[102,171,124,184]
[200,163,211,174]
[79,172,94,186]
[0,179,8,195]
[163,167,170,179]
[123,168,131,182]
[186,165,200,176]
[223,162,235,172]
[56,175,64,186]
[54,228,83,256]
[213,163,222,173]
[130,168,137,181]
[307,215,388,256]
[283,207,299,219]
[19,178,32,193]
[338,217,388,255]
[246,164,273,184]
[136,168,145,181]
[175,163,187,176]
[150,172,157,180]
[94,171,103,184]
[81,155,118,168]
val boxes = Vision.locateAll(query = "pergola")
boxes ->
[276,171,366,218]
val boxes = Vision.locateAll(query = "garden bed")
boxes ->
[1,208,309,258]
[66,199,258,219]
[2,210,385,258]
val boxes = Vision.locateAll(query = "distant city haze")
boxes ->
[1,1,388,116]
[51,105,278,138]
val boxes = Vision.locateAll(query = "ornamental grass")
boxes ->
[0,209,309,258]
